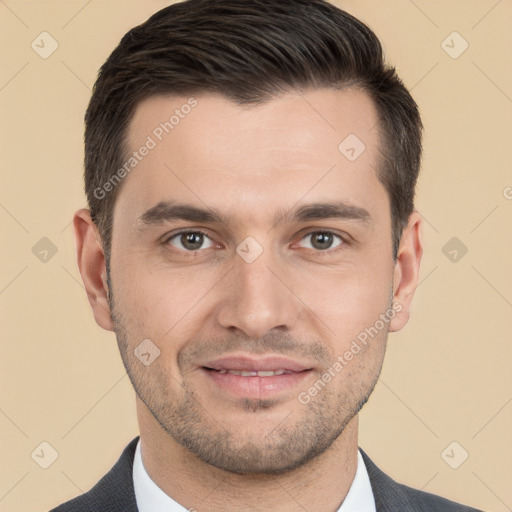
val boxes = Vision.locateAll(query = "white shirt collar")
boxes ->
[133,438,375,511]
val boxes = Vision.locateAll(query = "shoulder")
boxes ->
[359,448,484,512]
[49,437,139,512]
[388,480,485,512]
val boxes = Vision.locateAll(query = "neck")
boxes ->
[136,396,360,512]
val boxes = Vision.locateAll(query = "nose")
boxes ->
[215,244,302,339]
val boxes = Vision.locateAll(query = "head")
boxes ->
[75,0,423,474]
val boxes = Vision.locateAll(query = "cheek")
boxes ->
[300,266,393,342]
[112,261,216,351]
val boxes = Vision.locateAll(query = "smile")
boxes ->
[208,368,294,376]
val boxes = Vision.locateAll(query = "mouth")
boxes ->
[206,368,295,377]
[199,355,314,400]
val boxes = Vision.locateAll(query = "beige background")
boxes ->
[1,1,511,511]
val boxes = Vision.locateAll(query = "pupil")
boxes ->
[313,233,332,250]
[182,232,203,250]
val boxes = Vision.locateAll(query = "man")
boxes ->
[51,0,483,510]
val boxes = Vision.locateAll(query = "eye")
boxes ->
[297,231,345,251]
[164,230,217,252]
[162,229,347,255]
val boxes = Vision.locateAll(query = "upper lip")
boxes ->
[201,355,312,372]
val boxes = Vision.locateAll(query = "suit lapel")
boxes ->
[89,435,140,512]
[359,447,418,512]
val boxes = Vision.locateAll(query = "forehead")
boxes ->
[127,87,379,161]
[115,88,385,229]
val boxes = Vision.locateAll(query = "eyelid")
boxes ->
[162,228,218,247]
[161,228,212,242]
[293,229,349,252]
[161,227,350,254]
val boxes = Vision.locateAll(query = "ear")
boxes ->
[389,210,423,332]
[73,208,114,331]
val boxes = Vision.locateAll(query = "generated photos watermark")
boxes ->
[93,97,198,200]
[298,301,402,405]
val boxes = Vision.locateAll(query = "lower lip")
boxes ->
[201,368,312,400]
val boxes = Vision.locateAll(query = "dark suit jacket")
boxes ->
[50,436,483,511]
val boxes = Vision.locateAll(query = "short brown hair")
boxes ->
[85,0,422,262]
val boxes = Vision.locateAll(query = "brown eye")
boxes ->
[166,231,215,252]
[298,231,344,251]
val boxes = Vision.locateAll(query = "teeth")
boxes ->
[257,370,278,377]
[258,370,286,376]
[214,369,289,377]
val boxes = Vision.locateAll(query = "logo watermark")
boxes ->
[298,302,402,405]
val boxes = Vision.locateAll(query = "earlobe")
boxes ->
[73,209,114,331]
[389,210,423,333]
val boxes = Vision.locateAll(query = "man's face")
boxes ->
[108,88,398,474]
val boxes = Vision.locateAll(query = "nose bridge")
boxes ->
[216,238,300,338]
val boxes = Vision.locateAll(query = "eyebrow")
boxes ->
[137,200,371,231]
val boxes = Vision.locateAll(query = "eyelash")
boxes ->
[162,229,349,256]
